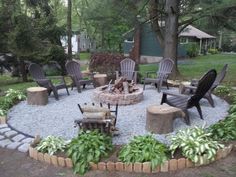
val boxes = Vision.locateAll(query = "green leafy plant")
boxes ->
[214,85,233,97]
[66,130,113,175]
[169,126,224,165]
[208,115,236,141]
[118,135,169,169]
[208,48,219,54]
[184,42,199,57]
[36,136,68,155]
[0,89,26,116]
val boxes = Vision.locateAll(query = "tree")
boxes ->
[67,0,72,60]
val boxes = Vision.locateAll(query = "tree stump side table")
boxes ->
[93,74,107,87]
[27,87,48,105]
[146,104,185,134]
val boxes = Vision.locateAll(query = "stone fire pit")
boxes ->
[93,85,144,105]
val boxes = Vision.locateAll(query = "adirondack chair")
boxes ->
[65,60,94,93]
[183,64,228,107]
[75,103,118,135]
[161,69,217,125]
[116,58,137,83]
[28,63,69,100]
[143,58,174,92]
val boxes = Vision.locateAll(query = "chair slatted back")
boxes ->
[29,63,46,80]
[157,58,174,80]
[188,69,217,107]
[65,60,83,81]
[213,64,228,88]
[120,58,135,81]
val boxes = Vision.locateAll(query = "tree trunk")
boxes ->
[149,0,164,48]
[67,0,72,60]
[19,58,27,82]
[163,0,180,78]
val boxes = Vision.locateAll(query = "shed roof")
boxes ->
[179,25,216,39]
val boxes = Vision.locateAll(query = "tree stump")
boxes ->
[146,105,185,134]
[27,87,48,105]
[94,74,107,87]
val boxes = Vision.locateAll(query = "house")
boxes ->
[61,31,96,54]
[123,24,216,64]
[179,25,216,54]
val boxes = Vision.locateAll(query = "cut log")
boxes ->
[123,81,129,94]
[27,87,48,105]
[93,74,107,87]
[146,105,185,134]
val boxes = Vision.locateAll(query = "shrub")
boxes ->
[169,126,224,164]
[66,130,113,175]
[208,48,219,54]
[118,135,169,169]
[207,115,236,141]
[0,89,26,116]
[36,136,68,155]
[184,42,199,58]
[89,53,126,81]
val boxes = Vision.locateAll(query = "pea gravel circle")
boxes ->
[7,85,229,145]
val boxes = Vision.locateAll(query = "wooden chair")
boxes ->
[116,58,137,83]
[65,60,94,93]
[75,103,118,135]
[161,69,217,125]
[183,64,228,107]
[143,58,174,92]
[29,63,69,100]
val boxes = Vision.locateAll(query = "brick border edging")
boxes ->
[0,116,6,124]
[28,141,234,173]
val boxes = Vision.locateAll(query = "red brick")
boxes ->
[169,159,178,171]
[133,162,142,173]
[152,165,160,173]
[186,159,194,168]
[65,158,73,168]
[143,162,151,173]
[124,163,133,172]
[32,148,38,160]
[44,153,51,164]
[58,157,65,167]
[38,152,44,162]
[115,162,124,171]
[177,158,186,169]
[51,155,58,166]
[160,161,169,172]
[106,162,115,171]
[98,162,106,171]
[28,146,34,158]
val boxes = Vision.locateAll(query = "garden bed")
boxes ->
[28,139,234,173]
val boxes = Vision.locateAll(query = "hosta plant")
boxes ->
[66,130,113,175]
[0,89,26,116]
[118,135,169,169]
[208,114,236,141]
[169,126,224,165]
[36,136,68,155]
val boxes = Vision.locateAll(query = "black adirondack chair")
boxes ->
[29,63,69,100]
[75,103,118,135]
[161,69,217,125]
[183,64,228,107]
[65,60,94,93]
[143,58,174,92]
[116,58,137,83]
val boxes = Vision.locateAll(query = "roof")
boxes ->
[179,25,216,39]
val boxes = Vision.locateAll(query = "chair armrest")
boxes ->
[162,90,190,99]
[183,85,197,90]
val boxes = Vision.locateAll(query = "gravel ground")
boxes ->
[8,85,229,145]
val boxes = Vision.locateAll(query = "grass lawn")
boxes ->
[0,53,235,97]
[139,53,236,85]
[79,52,91,60]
